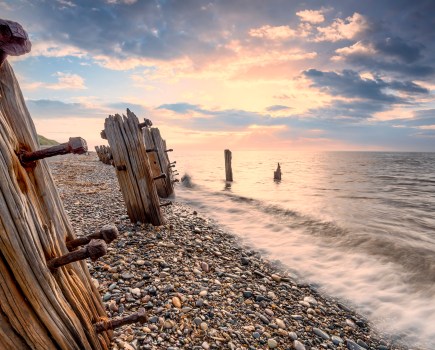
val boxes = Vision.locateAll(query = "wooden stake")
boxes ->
[224,149,233,182]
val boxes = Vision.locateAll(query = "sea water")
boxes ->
[172,150,435,348]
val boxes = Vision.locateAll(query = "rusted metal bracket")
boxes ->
[48,239,107,270]
[66,225,118,251]
[94,308,146,333]
[19,137,87,165]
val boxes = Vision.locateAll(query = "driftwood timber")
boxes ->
[0,60,111,349]
[66,225,118,251]
[274,163,282,181]
[19,136,87,164]
[94,308,146,333]
[224,149,233,182]
[103,109,165,225]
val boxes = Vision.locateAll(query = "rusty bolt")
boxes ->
[66,225,118,251]
[138,118,153,128]
[164,149,173,153]
[48,239,107,270]
[19,137,87,164]
[94,308,147,333]
[116,165,127,171]
[153,173,166,180]
[170,161,176,164]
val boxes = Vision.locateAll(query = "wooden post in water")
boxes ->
[224,149,233,182]
[274,163,282,181]
[0,60,113,349]
[102,109,165,225]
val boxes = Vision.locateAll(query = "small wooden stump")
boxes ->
[225,149,233,182]
[274,163,282,181]
[103,109,165,225]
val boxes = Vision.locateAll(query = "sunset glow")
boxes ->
[2,0,434,151]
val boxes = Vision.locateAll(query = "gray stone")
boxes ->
[347,339,365,350]
[293,340,306,350]
[313,327,330,340]
[267,338,278,348]
[331,335,344,345]
[288,332,297,340]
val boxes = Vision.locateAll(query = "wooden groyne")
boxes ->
[101,109,165,225]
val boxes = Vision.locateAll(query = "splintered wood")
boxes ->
[143,127,175,198]
[103,109,165,225]
[0,61,111,349]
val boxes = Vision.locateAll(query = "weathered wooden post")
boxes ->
[224,149,233,182]
[151,128,175,197]
[102,109,165,225]
[0,60,113,348]
[143,126,168,197]
[274,163,282,181]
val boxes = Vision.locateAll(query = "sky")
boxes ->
[2,0,435,151]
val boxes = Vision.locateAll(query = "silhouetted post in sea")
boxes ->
[274,163,281,181]
[225,149,233,182]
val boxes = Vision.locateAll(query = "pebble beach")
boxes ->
[48,153,411,350]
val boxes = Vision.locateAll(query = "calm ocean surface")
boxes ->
[172,151,435,348]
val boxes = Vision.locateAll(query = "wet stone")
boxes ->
[294,340,306,350]
[121,273,134,280]
[347,339,365,350]
[267,338,278,348]
[243,291,253,298]
[313,327,330,340]
[332,335,344,345]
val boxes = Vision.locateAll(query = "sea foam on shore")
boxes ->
[48,154,412,350]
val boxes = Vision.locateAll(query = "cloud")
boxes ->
[303,69,428,104]
[296,9,325,24]
[27,99,97,118]
[315,13,369,42]
[266,105,292,112]
[23,72,86,90]
[157,103,200,114]
[249,25,298,40]
[332,38,433,78]
[374,37,424,64]
[332,41,376,61]
[57,0,76,8]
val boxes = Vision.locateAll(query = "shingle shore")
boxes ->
[48,153,411,350]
